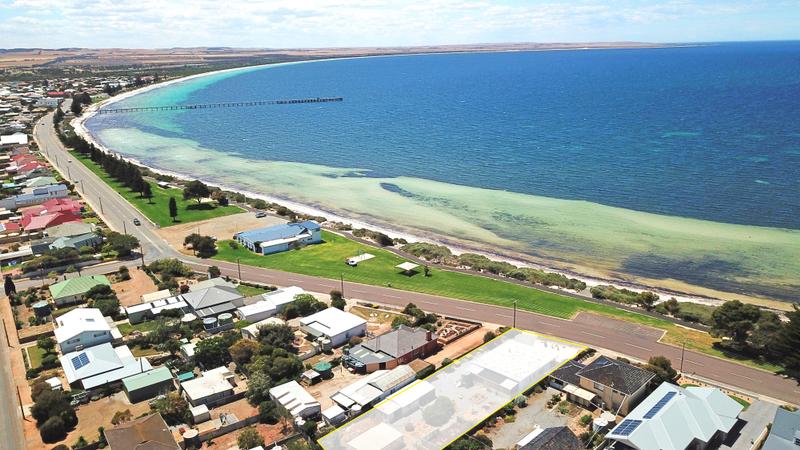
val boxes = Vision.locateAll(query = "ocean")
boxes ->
[84,41,800,302]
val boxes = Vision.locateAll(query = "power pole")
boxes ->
[236,258,242,280]
[340,273,345,298]
[513,300,517,328]
[680,341,686,373]
[98,196,104,214]
[139,245,145,267]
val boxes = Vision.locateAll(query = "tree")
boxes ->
[104,231,139,257]
[330,290,346,310]
[644,356,678,383]
[229,339,261,368]
[422,397,455,426]
[664,298,680,314]
[258,400,281,424]
[70,100,82,116]
[292,294,326,317]
[638,291,659,311]
[194,236,217,258]
[168,197,178,222]
[710,300,762,345]
[31,390,77,441]
[4,275,16,297]
[39,415,67,442]
[747,312,783,356]
[142,182,153,203]
[774,304,800,378]
[163,338,182,356]
[208,266,221,278]
[237,426,265,450]
[152,392,190,425]
[483,331,496,343]
[182,180,210,204]
[195,336,232,368]
[37,337,56,352]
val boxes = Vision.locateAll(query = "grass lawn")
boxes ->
[730,395,751,410]
[26,345,47,369]
[51,305,79,318]
[213,231,781,372]
[117,320,167,336]
[676,302,716,325]
[70,151,243,227]
[236,284,271,297]
[131,345,162,357]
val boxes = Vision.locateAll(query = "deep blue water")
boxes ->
[91,42,800,230]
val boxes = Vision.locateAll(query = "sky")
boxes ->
[0,0,799,49]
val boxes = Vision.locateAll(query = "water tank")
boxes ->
[32,301,51,318]
[181,313,197,323]
[593,417,609,433]
[202,317,218,330]
[182,429,199,448]
[218,313,233,325]
[321,338,332,352]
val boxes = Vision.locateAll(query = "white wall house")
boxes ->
[54,307,120,353]
[269,380,321,420]
[299,307,367,348]
[180,366,237,407]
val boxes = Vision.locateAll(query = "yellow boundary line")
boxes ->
[317,327,587,449]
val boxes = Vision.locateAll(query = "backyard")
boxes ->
[70,151,243,226]
[213,231,779,372]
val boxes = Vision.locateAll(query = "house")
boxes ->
[763,407,800,450]
[142,289,172,303]
[49,275,111,306]
[234,220,322,255]
[0,184,68,210]
[125,296,188,324]
[549,360,598,408]
[46,221,96,238]
[570,356,655,415]
[516,426,582,450]
[23,211,82,231]
[236,285,303,322]
[344,325,439,373]
[189,276,235,292]
[331,365,416,412]
[180,366,237,407]
[50,232,102,250]
[23,176,59,189]
[241,317,286,340]
[104,413,180,450]
[299,307,367,347]
[0,132,27,146]
[122,367,175,403]
[606,382,743,450]
[269,380,321,419]
[181,285,243,318]
[54,307,120,353]
[59,343,152,390]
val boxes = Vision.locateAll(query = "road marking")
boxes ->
[728,372,755,381]
[383,294,403,299]
[287,278,305,283]
[685,360,704,367]
[540,322,560,328]
[625,343,652,352]
[418,300,437,306]
[456,306,476,312]
[580,331,606,339]
[496,314,512,319]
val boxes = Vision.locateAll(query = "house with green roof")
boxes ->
[49,274,111,306]
[122,366,175,403]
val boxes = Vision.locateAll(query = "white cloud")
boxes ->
[0,0,795,48]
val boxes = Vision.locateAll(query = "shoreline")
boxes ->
[72,55,789,313]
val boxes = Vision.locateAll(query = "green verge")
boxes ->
[212,231,780,372]
[117,320,166,336]
[70,151,243,227]
[26,346,46,369]
[236,284,271,297]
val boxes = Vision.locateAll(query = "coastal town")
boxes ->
[0,66,798,450]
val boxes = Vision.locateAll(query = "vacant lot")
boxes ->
[71,152,242,226]
[155,210,283,255]
[114,267,159,306]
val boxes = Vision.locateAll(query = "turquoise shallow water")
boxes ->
[85,43,800,301]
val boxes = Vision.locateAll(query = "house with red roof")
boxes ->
[0,221,21,236]
[23,212,81,232]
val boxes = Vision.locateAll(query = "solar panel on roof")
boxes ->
[71,352,89,370]
[613,419,642,436]
[643,391,677,419]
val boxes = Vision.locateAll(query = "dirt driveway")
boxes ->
[155,212,285,256]
[115,267,159,306]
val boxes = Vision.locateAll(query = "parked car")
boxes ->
[133,218,141,226]
[255,211,267,218]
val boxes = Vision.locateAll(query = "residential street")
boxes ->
[0,110,794,448]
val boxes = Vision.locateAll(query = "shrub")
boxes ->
[39,416,67,442]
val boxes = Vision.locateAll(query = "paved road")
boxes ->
[0,319,25,450]
[12,111,798,422]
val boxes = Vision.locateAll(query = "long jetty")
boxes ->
[96,96,344,114]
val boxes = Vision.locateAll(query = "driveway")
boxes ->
[721,400,777,450]
[488,387,570,449]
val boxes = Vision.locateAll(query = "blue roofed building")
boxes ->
[234,220,321,255]
[763,407,800,450]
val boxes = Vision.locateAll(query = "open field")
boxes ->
[212,231,780,371]
[71,151,242,226]
[25,346,46,369]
